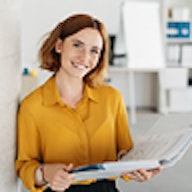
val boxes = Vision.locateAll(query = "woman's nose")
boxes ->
[79,49,90,63]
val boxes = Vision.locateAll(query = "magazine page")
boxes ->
[72,160,160,182]
[146,113,192,135]
[121,129,192,167]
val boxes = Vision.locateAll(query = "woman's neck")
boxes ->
[55,72,84,108]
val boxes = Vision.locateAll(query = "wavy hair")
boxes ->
[39,14,109,87]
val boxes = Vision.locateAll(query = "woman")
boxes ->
[16,14,162,192]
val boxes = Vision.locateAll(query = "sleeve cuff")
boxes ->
[121,175,132,182]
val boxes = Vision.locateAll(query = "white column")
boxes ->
[0,4,21,192]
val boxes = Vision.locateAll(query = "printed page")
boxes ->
[146,113,192,134]
[121,129,192,167]
[72,160,160,182]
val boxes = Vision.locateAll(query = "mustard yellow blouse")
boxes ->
[15,76,133,191]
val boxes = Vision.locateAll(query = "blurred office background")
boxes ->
[1,0,192,191]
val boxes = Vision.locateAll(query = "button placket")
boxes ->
[73,110,91,165]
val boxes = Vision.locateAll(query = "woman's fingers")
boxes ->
[65,163,74,172]
[122,166,162,182]
[140,167,162,180]
[43,163,75,191]
[50,172,75,191]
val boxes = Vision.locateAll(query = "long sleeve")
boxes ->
[15,77,134,188]
[15,102,45,192]
[116,92,133,152]
[115,93,133,182]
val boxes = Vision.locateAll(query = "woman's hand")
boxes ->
[43,163,75,191]
[121,167,162,182]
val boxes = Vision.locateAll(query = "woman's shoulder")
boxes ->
[21,76,54,107]
[88,84,124,107]
[20,86,43,108]
[99,83,121,93]
[94,83,122,98]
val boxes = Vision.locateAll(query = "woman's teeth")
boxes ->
[72,62,87,69]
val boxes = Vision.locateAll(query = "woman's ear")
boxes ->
[55,38,63,53]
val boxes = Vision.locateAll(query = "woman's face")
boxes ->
[56,27,103,79]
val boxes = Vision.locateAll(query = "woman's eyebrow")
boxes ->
[72,38,102,50]
[92,46,102,52]
[71,39,84,44]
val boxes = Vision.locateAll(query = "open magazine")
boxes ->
[71,128,192,182]
[71,160,160,182]
[121,128,192,167]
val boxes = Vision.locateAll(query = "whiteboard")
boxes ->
[122,1,165,69]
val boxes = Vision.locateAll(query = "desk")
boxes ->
[109,67,162,124]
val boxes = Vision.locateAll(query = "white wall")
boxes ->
[0,0,21,191]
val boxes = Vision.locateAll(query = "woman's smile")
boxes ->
[71,61,89,70]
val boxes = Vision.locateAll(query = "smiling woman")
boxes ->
[15,13,161,192]
[54,28,103,80]
[39,14,109,88]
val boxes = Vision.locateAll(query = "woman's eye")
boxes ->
[91,49,99,55]
[73,43,81,48]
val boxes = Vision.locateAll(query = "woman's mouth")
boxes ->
[71,61,88,70]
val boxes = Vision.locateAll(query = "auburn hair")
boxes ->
[39,14,109,87]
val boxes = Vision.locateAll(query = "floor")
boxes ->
[116,111,192,192]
